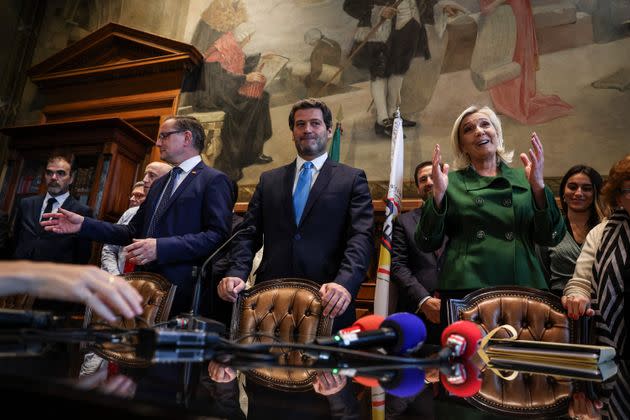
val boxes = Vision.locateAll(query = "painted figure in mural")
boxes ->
[303,28,342,96]
[480,0,573,124]
[181,0,273,181]
[343,0,436,137]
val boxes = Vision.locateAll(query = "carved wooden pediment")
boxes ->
[28,22,202,89]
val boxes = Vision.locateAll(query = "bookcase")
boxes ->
[1,118,154,223]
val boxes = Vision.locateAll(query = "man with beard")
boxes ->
[217,98,374,330]
[13,154,93,265]
[391,161,445,343]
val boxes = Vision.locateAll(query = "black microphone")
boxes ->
[181,225,256,332]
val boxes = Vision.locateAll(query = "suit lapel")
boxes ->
[299,159,334,226]
[31,195,46,231]
[284,161,297,226]
[155,161,204,219]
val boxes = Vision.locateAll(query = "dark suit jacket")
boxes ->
[81,161,233,316]
[391,207,444,313]
[14,194,93,264]
[226,159,374,329]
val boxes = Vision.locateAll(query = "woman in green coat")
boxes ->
[415,105,565,323]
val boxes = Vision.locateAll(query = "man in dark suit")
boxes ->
[13,154,93,264]
[391,161,445,342]
[43,116,233,317]
[218,98,374,330]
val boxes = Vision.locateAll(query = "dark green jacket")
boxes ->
[415,162,565,290]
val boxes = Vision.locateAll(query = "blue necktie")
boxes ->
[293,161,313,224]
[146,167,183,237]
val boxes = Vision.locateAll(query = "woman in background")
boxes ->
[563,154,630,358]
[538,165,605,294]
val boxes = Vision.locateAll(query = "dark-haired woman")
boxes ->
[538,165,605,294]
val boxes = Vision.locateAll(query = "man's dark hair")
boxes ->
[413,161,432,187]
[165,115,206,152]
[47,153,75,174]
[288,98,333,131]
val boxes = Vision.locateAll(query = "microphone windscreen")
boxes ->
[351,314,385,332]
[353,376,380,388]
[441,320,485,359]
[382,368,426,398]
[440,361,482,398]
[380,312,427,354]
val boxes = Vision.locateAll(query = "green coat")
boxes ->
[415,162,565,290]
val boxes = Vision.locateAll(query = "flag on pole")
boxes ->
[329,122,341,162]
[371,109,404,420]
[374,108,404,317]
[329,105,343,162]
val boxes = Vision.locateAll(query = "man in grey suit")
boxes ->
[218,98,374,330]
[391,161,445,340]
[14,154,93,264]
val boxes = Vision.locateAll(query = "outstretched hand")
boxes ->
[519,132,545,192]
[40,208,84,234]
[431,144,450,210]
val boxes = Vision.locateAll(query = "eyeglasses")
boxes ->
[620,188,630,198]
[158,130,185,140]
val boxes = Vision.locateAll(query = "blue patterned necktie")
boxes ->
[293,161,313,224]
[146,167,183,237]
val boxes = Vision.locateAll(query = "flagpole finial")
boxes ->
[394,106,401,119]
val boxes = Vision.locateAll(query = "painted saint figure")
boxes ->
[343,0,436,137]
[181,0,273,181]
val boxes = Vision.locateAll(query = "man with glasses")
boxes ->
[100,162,170,276]
[14,154,93,265]
[42,116,234,317]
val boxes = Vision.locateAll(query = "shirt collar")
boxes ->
[45,191,70,205]
[296,152,328,172]
[176,155,202,174]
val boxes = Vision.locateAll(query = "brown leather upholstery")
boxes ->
[448,287,578,417]
[0,294,34,310]
[230,278,332,391]
[83,272,175,367]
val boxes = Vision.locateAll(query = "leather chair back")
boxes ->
[230,278,332,391]
[0,294,35,310]
[83,272,176,367]
[448,286,579,418]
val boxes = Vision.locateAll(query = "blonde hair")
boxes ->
[201,0,248,33]
[449,105,514,170]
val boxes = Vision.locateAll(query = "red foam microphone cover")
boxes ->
[353,376,380,388]
[441,320,485,359]
[339,314,385,335]
[440,361,482,398]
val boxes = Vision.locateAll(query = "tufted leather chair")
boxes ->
[83,272,176,367]
[0,294,35,310]
[448,286,580,418]
[230,278,332,391]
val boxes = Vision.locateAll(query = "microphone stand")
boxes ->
[177,226,255,333]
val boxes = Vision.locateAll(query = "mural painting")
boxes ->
[15,0,630,195]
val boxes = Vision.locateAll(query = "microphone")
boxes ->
[315,314,384,347]
[439,320,485,360]
[315,312,427,355]
[347,368,426,398]
[180,225,256,331]
[440,360,482,398]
